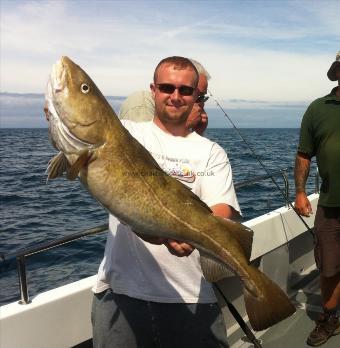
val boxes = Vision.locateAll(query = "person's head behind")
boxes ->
[184,59,211,134]
[151,56,199,133]
[190,58,211,85]
[327,51,340,83]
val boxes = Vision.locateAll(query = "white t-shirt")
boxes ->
[93,121,240,303]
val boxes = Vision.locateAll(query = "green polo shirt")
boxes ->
[298,86,340,207]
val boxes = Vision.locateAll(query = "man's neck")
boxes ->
[153,117,190,137]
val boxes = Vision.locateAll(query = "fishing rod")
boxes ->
[213,283,263,348]
[208,90,314,237]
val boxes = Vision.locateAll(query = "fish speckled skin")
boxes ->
[45,56,295,331]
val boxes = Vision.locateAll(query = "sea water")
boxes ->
[0,128,317,305]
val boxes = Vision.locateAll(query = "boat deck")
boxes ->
[229,271,339,348]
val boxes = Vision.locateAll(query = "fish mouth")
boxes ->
[45,58,94,154]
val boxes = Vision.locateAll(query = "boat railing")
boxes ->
[0,168,320,305]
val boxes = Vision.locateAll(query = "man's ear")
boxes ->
[150,83,156,99]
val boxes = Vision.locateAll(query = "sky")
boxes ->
[0,0,339,128]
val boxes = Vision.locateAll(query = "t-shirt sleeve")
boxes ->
[298,104,315,157]
[199,143,241,213]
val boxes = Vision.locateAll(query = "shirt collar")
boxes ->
[325,86,339,100]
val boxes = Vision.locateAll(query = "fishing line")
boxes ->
[208,90,314,237]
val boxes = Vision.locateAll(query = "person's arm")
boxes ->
[210,203,240,220]
[294,151,313,217]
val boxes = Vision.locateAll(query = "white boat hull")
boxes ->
[0,194,319,348]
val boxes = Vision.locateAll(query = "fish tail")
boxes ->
[243,266,296,331]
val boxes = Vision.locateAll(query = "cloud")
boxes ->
[1,0,338,102]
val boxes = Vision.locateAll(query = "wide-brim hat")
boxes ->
[327,51,340,81]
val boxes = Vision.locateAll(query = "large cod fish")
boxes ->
[45,56,295,331]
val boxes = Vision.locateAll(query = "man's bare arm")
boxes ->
[294,152,311,193]
[294,152,313,216]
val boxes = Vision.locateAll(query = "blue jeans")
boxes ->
[91,288,229,348]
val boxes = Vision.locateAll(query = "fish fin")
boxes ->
[199,251,235,282]
[215,217,253,262]
[66,150,90,180]
[46,152,69,180]
[244,266,296,331]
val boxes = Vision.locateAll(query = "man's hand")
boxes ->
[164,239,195,257]
[193,111,208,135]
[186,105,208,135]
[295,191,313,217]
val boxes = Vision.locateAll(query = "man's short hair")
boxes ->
[153,56,199,85]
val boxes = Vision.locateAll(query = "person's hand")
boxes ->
[186,105,208,135]
[164,239,195,257]
[193,111,208,135]
[295,192,313,217]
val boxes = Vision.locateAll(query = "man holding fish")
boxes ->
[45,55,296,348]
[91,56,240,347]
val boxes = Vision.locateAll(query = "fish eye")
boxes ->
[80,83,90,94]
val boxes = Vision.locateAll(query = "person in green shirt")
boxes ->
[294,51,340,347]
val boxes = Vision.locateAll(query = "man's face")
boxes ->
[151,63,198,125]
[186,74,208,130]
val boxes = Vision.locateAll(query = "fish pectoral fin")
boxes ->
[215,216,253,262]
[199,251,235,282]
[46,152,69,180]
[66,150,90,181]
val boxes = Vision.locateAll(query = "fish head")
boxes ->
[45,56,114,154]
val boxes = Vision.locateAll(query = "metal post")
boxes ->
[17,256,30,304]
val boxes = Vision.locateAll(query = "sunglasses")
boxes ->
[156,83,195,96]
[196,94,209,103]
